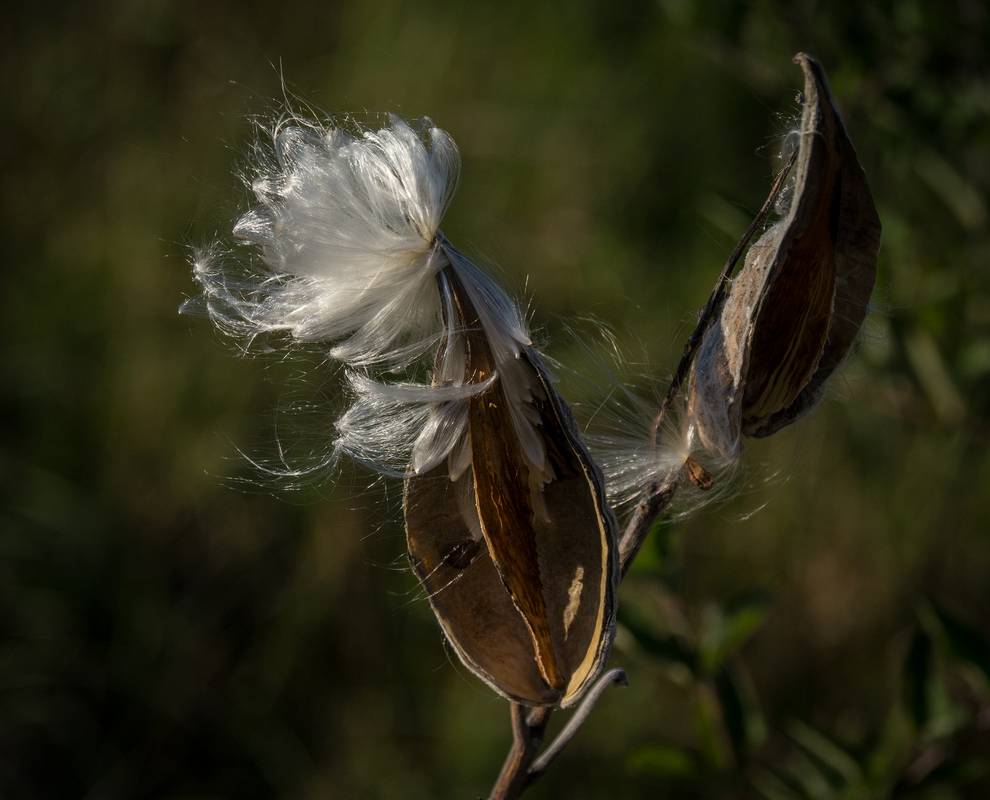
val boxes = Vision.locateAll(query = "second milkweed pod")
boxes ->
[690,53,882,458]
[404,259,618,708]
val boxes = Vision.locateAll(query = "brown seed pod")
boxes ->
[690,53,882,457]
[404,269,618,708]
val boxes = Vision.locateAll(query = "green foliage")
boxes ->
[3,1,989,798]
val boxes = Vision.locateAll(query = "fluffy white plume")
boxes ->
[335,371,496,476]
[193,115,458,367]
[436,245,543,470]
[587,396,739,522]
[187,114,540,479]
[551,323,740,523]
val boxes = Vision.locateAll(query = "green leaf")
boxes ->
[627,519,682,580]
[752,768,806,800]
[627,744,697,779]
[778,746,836,799]
[699,595,770,674]
[788,721,864,789]
[716,663,767,761]
[617,604,698,674]
[928,601,990,687]
[904,627,935,729]
[694,681,733,770]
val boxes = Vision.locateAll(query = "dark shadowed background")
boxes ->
[4,1,990,797]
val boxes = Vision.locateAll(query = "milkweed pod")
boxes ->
[404,270,618,708]
[690,53,882,457]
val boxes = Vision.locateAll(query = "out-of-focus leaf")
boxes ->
[627,743,697,779]
[625,519,673,578]
[866,701,917,792]
[652,520,680,579]
[778,746,837,799]
[788,720,864,789]
[927,676,970,740]
[927,602,990,688]
[905,627,936,729]
[915,150,988,232]
[959,338,990,382]
[753,768,807,800]
[903,328,967,425]
[716,663,768,761]
[716,667,746,762]
[900,752,990,797]
[694,681,733,770]
[756,722,878,799]
[699,596,770,674]
[912,603,978,740]
[617,604,698,674]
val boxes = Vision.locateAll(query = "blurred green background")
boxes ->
[4,1,990,797]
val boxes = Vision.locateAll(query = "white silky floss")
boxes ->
[189,114,540,480]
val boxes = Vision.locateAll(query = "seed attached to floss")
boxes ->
[690,53,882,458]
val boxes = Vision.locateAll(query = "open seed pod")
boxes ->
[690,53,882,458]
[404,264,618,708]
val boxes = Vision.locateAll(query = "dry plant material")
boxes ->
[187,52,883,799]
[690,53,882,457]
[405,264,618,708]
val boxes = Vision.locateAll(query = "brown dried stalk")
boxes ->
[486,149,798,800]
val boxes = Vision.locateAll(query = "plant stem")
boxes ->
[488,704,551,800]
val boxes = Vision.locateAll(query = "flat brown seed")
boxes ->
[404,269,618,708]
[684,456,715,491]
